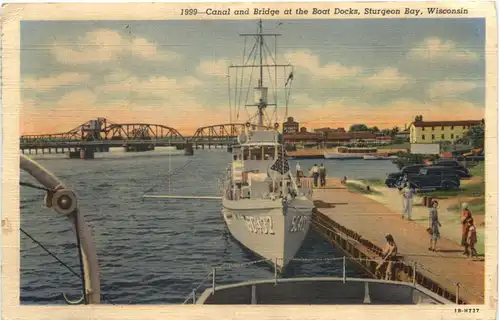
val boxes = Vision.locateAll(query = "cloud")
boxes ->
[100,71,203,94]
[23,72,91,92]
[407,38,480,62]
[197,59,229,77]
[20,88,230,135]
[284,50,362,80]
[427,80,479,100]
[361,67,410,91]
[51,29,181,65]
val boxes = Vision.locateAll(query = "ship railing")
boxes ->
[181,256,483,305]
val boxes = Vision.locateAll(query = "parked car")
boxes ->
[431,160,471,178]
[406,167,461,191]
[384,164,427,188]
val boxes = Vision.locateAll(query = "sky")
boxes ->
[20,18,486,135]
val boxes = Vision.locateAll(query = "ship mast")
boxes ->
[233,19,291,128]
[258,19,264,126]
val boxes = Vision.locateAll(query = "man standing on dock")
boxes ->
[319,163,327,187]
[296,162,302,185]
[311,164,319,187]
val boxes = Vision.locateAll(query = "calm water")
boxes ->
[20,149,398,304]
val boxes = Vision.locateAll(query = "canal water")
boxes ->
[20,149,399,304]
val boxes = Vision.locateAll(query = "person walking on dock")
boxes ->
[466,219,478,259]
[311,164,319,187]
[401,184,415,220]
[295,162,302,185]
[461,203,473,255]
[376,234,398,280]
[319,163,327,187]
[428,200,441,251]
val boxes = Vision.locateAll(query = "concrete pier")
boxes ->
[303,177,484,304]
[124,144,154,152]
[184,142,194,156]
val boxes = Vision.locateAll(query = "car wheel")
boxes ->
[441,181,452,190]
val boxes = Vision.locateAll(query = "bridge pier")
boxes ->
[80,148,95,159]
[67,148,95,159]
[184,142,194,156]
[124,144,154,152]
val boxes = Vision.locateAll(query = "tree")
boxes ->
[465,125,485,148]
[392,152,439,170]
[349,124,369,132]
[380,129,392,136]
[370,126,380,133]
[414,115,423,122]
[390,126,400,136]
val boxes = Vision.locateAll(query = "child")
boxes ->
[467,219,478,259]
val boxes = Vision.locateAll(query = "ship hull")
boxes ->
[222,198,313,270]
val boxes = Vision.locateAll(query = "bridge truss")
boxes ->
[20,119,277,148]
[190,123,275,144]
[20,119,185,145]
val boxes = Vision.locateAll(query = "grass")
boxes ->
[360,179,386,187]
[446,198,485,215]
[346,182,382,195]
[468,162,484,177]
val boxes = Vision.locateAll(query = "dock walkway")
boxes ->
[305,177,484,304]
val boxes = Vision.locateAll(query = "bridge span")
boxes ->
[20,118,258,158]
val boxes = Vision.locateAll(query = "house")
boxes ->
[283,127,322,146]
[395,130,410,141]
[409,118,483,144]
[376,135,393,145]
[314,127,346,133]
[282,117,299,134]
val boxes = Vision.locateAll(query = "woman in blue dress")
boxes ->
[428,200,442,251]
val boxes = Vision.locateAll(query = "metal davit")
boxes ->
[20,154,101,304]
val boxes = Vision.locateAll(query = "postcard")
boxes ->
[1,1,497,319]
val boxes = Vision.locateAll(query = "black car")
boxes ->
[406,167,460,191]
[384,164,427,188]
[431,160,471,178]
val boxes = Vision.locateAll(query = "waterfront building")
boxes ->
[409,118,482,144]
[314,127,346,133]
[283,117,299,134]
[395,130,410,141]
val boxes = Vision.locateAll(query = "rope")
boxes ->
[73,212,88,304]
[181,271,213,304]
[20,227,116,304]
[20,182,116,304]
[141,159,193,195]
[20,181,52,192]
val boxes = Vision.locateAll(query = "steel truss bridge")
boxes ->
[20,118,267,151]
